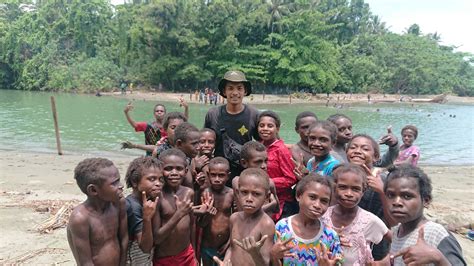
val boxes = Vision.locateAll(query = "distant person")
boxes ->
[121,81,127,95]
[67,158,128,266]
[204,70,259,178]
[395,125,420,166]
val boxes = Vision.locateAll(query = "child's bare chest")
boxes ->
[89,208,119,244]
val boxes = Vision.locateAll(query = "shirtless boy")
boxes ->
[216,168,275,266]
[153,148,196,265]
[67,158,128,266]
[198,157,234,266]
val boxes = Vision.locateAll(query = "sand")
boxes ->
[0,150,472,264]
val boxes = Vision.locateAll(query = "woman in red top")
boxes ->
[258,110,297,221]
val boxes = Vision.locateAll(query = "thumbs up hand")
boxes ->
[379,125,398,147]
[390,226,448,265]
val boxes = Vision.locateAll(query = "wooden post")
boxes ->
[50,96,63,155]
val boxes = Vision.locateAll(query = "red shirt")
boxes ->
[265,139,297,216]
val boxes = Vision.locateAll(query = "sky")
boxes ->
[365,0,474,53]
[111,0,474,54]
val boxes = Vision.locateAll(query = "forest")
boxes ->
[1,0,473,96]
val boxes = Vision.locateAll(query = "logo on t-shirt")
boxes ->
[238,125,248,136]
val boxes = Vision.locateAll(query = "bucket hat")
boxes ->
[217,70,252,98]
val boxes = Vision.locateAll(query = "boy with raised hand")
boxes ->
[67,158,128,266]
[153,148,196,265]
[198,157,234,266]
[215,168,275,266]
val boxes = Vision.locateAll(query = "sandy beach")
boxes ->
[0,150,472,264]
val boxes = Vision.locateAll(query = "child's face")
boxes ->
[199,131,216,156]
[137,167,164,200]
[335,172,364,208]
[295,116,317,144]
[258,116,279,142]
[297,182,331,220]
[166,118,184,143]
[96,166,124,203]
[334,118,352,144]
[347,137,377,167]
[238,175,269,214]
[308,127,333,158]
[179,131,201,158]
[162,155,187,189]
[154,106,166,121]
[242,150,268,171]
[385,177,425,224]
[208,163,229,191]
[402,129,416,147]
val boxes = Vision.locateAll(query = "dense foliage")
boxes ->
[1,0,473,95]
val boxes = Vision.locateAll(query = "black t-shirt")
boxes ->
[125,194,143,238]
[204,104,259,177]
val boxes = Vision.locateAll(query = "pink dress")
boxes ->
[321,206,388,266]
[395,145,420,166]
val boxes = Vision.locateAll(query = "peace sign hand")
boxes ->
[233,235,268,258]
[213,256,232,266]
[142,191,159,221]
[361,164,384,194]
[292,153,308,181]
[315,245,341,266]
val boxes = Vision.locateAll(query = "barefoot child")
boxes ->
[290,111,318,166]
[321,164,389,265]
[153,149,196,265]
[305,121,340,178]
[258,111,297,220]
[394,125,420,166]
[67,158,128,265]
[232,141,279,216]
[198,157,234,266]
[218,168,275,265]
[125,157,164,264]
[174,122,201,188]
[385,164,466,265]
[271,173,342,265]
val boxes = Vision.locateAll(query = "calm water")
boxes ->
[1,90,473,165]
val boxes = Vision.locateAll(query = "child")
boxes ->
[394,125,420,166]
[219,168,275,265]
[271,173,343,265]
[346,134,395,260]
[232,141,279,215]
[198,157,234,266]
[171,122,201,188]
[321,164,390,265]
[67,158,128,266]
[194,128,217,188]
[290,111,318,166]
[327,114,352,163]
[124,156,164,265]
[153,148,196,265]
[384,164,466,265]
[258,110,297,221]
[121,112,187,156]
[305,121,340,177]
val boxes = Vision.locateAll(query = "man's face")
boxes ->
[224,82,246,105]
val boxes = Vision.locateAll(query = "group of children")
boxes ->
[67,104,465,266]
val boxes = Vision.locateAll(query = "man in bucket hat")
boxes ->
[204,70,260,180]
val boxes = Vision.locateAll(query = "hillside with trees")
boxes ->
[1,0,473,95]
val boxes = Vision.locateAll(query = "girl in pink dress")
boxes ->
[395,125,420,166]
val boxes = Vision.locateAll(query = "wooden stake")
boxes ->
[50,96,63,155]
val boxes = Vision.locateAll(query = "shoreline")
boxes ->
[100,90,474,105]
[0,150,473,264]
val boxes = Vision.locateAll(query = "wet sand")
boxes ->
[0,150,472,264]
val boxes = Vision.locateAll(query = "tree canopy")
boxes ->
[1,0,473,95]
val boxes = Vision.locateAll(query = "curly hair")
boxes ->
[401,125,418,139]
[295,111,318,128]
[385,164,432,203]
[74,158,115,194]
[240,141,266,161]
[295,173,333,198]
[125,156,163,188]
[162,112,187,130]
[239,168,270,191]
[308,120,338,143]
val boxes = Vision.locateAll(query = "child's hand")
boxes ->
[379,126,398,147]
[233,235,268,257]
[271,231,295,259]
[194,155,209,172]
[361,165,384,194]
[121,141,135,150]
[390,226,446,265]
[213,256,232,266]
[195,172,206,187]
[218,240,231,256]
[315,245,341,266]
[142,191,158,221]
[178,96,188,108]
[174,195,193,218]
[124,102,134,113]
[155,136,167,146]
[292,153,308,181]
[202,191,217,215]
[334,226,352,247]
